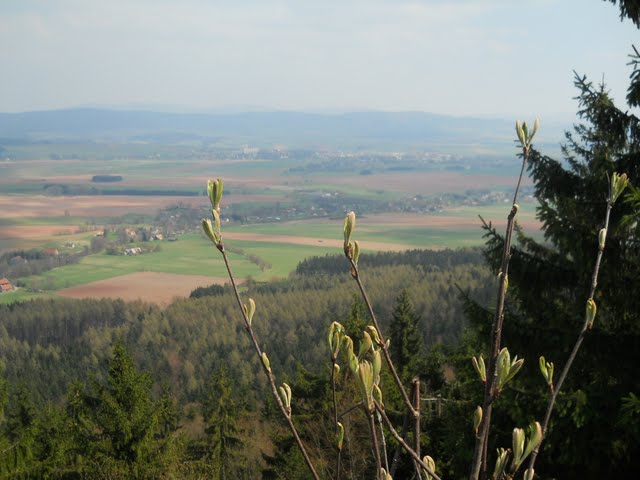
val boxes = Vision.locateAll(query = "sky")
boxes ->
[0,0,638,117]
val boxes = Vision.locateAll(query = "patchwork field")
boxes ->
[0,149,542,306]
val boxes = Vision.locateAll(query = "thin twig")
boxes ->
[219,247,320,480]
[527,197,614,474]
[469,148,529,480]
[413,378,423,480]
[390,406,412,477]
[376,403,443,480]
[331,360,342,480]
[349,257,417,417]
[367,410,383,480]
[377,411,389,473]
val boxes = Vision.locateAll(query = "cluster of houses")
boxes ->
[0,278,15,293]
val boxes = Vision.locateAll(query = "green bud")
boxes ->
[336,422,344,451]
[522,421,543,461]
[524,467,535,480]
[492,448,510,480]
[422,455,436,480]
[472,355,487,383]
[496,348,524,390]
[328,321,344,358]
[352,240,361,266]
[212,208,221,236]
[610,172,630,203]
[586,298,597,329]
[598,228,607,251]
[505,357,524,384]
[261,352,271,372]
[531,117,540,141]
[243,298,256,326]
[512,427,525,467]
[357,361,374,412]
[343,211,356,255]
[333,363,340,377]
[516,120,526,147]
[539,356,554,389]
[373,384,384,409]
[473,406,483,435]
[207,178,224,212]
[348,350,359,374]
[358,331,373,358]
[365,325,382,346]
[279,383,292,416]
[372,349,382,384]
[342,335,354,354]
[202,218,218,245]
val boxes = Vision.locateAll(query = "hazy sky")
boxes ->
[1,0,638,116]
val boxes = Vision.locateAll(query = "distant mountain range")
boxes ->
[0,108,569,149]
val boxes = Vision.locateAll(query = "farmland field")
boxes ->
[0,146,541,305]
[56,272,230,306]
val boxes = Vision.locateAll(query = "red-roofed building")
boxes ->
[0,278,15,293]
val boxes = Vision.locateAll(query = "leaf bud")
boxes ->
[348,350,359,374]
[365,325,382,346]
[343,211,356,254]
[523,421,543,460]
[512,427,525,466]
[516,120,526,147]
[202,218,219,245]
[473,406,483,435]
[373,384,384,409]
[358,331,373,358]
[207,178,224,212]
[586,298,597,329]
[371,349,382,384]
[336,422,344,451]
[261,352,271,372]
[492,448,509,480]
[243,298,256,326]
[539,356,554,389]
[279,383,292,416]
[598,228,607,251]
[422,455,436,480]
[531,117,540,140]
[472,354,487,383]
[610,172,630,203]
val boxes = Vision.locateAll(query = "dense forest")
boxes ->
[0,249,492,478]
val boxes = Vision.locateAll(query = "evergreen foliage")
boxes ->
[388,290,425,382]
[467,73,640,477]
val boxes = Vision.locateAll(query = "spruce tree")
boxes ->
[72,343,160,478]
[469,46,640,480]
[388,289,424,382]
[203,367,242,480]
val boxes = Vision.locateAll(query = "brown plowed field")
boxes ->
[0,225,86,239]
[56,272,231,306]
[0,194,283,218]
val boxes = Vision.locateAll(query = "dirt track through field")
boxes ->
[56,272,230,306]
